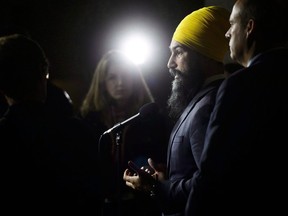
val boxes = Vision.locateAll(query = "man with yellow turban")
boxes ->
[123,6,230,216]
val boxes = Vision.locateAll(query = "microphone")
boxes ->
[102,102,159,135]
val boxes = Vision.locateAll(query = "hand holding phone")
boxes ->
[128,160,155,184]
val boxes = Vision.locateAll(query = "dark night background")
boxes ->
[1,0,205,110]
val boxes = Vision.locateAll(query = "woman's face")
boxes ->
[105,63,135,103]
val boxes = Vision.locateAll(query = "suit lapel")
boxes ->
[166,80,223,170]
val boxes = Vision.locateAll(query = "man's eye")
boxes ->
[176,51,182,57]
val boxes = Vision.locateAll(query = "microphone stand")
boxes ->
[115,130,123,216]
[99,102,158,215]
[98,130,123,216]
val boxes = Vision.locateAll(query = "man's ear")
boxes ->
[246,18,256,50]
[246,18,255,39]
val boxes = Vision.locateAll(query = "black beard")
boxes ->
[167,69,203,120]
[167,78,188,120]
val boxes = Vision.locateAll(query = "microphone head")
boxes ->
[139,102,159,118]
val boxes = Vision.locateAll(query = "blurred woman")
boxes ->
[80,50,170,216]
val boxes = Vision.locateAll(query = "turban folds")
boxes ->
[172,6,230,62]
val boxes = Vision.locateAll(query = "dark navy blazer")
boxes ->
[185,48,288,216]
[157,76,224,216]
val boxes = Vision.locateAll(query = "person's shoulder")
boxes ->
[56,115,92,130]
[0,116,7,128]
[83,110,102,120]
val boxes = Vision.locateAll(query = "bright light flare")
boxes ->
[120,34,151,65]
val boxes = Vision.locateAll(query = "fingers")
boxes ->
[143,167,151,174]
[123,171,141,190]
[123,169,135,181]
[123,169,138,182]
[148,158,157,171]
[140,166,152,174]
[123,168,131,178]
[125,180,136,189]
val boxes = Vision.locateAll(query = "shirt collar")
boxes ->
[203,74,225,87]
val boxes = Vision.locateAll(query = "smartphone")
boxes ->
[128,160,155,182]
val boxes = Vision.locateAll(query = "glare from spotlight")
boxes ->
[120,34,151,65]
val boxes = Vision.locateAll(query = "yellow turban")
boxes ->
[172,6,230,62]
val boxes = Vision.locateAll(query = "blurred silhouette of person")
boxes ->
[79,49,170,216]
[0,34,100,215]
[0,92,8,117]
[123,6,230,216]
[0,24,30,38]
[0,26,75,119]
[0,26,28,118]
[46,80,75,117]
[185,0,288,215]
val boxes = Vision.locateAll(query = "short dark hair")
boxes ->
[0,34,49,99]
[238,0,287,46]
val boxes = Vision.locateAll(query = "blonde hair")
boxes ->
[80,50,154,123]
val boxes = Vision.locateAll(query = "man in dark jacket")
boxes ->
[0,34,100,215]
[185,0,288,215]
[123,6,230,216]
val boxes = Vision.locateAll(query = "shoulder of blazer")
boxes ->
[170,78,224,140]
